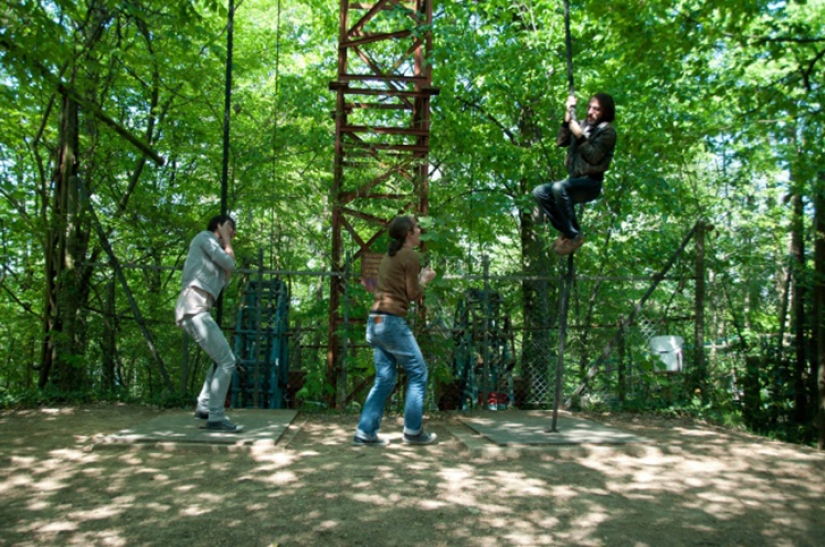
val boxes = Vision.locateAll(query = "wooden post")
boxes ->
[326,0,349,409]
[181,331,190,395]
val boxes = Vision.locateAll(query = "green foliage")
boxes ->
[0,0,823,444]
[0,385,140,409]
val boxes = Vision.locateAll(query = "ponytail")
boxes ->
[388,238,405,257]
[386,216,416,257]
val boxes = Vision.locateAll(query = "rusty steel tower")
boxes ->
[328,0,438,407]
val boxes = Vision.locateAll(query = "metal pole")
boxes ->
[220,0,233,218]
[482,255,491,409]
[217,0,234,327]
[547,0,577,432]
[693,221,706,397]
[254,248,264,408]
[550,254,574,432]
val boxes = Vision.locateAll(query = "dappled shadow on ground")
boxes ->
[1,406,824,546]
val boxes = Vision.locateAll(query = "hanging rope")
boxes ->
[549,0,577,433]
[270,0,282,270]
[535,0,576,189]
[273,0,282,172]
[563,0,575,98]
[217,0,236,326]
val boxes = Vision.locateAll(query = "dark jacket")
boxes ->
[557,120,617,179]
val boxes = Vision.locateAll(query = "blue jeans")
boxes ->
[532,177,602,239]
[356,314,429,437]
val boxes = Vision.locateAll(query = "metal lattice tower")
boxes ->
[232,278,290,409]
[327,0,438,407]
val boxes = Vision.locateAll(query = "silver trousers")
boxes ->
[181,311,236,422]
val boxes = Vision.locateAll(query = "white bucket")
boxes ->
[649,335,684,372]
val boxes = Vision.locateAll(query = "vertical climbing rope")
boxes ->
[217,0,235,326]
[549,0,577,432]
[270,0,282,270]
[563,0,575,98]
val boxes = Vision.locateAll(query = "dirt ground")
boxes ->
[1,405,824,547]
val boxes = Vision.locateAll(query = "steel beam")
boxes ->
[327,0,437,408]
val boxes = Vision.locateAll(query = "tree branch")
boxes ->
[749,36,825,45]
[803,48,825,92]
[456,96,520,145]
[0,272,40,319]
[0,36,165,166]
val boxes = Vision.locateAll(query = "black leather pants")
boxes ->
[532,176,602,239]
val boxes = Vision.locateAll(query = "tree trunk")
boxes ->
[617,322,626,403]
[38,5,112,391]
[743,215,762,427]
[742,355,762,429]
[101,276,117,391]
[790,191,808,422]
[40,93,92,391]
[814,171,825,450]
[692,221,707,397]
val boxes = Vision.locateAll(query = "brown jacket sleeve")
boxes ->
[404,250,424,302]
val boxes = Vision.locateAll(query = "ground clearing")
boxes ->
[1,405,823,546]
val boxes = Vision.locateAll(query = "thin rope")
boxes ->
[273,0,282,168]
[271,0,282,269]
[549,0,577,432]
[563,0,575,95]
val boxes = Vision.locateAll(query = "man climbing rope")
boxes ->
[533,92,616,256]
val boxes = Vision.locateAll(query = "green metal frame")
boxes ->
[231,279,290,409]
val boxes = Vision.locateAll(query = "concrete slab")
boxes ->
[460,411,653,446]
[446,425,494,451]
[100,409,299,447]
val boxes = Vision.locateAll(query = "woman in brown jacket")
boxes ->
[353,216,437,446]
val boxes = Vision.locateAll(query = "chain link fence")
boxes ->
[334,258,696,412]
[95,251,696,411]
